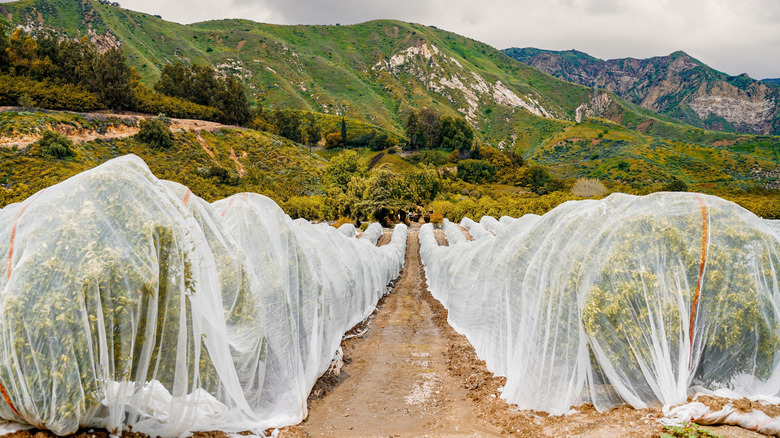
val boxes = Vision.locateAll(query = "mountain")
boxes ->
[0,0,727,153]
[504,48,780,135]
[0,0,584,145]
[763,78,780,86]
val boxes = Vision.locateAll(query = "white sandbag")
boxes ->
[663,401,780,436]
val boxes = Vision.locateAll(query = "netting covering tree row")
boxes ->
[420,193,780,414]
[0,155,407,436]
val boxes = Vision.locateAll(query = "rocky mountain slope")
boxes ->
[504,48,780,135]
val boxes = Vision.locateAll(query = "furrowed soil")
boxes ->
[297,224,765,438]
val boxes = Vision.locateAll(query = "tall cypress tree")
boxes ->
[340,116,347,148]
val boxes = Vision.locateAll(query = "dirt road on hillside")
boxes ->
[0,107,232,148]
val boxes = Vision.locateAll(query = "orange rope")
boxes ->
[6,190,46,281]
[688,194,709,369]
[220,196,236,217]
[0,382,22,420]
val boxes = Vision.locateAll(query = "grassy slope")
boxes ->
[528,118,779,190]
[0,112,326,208]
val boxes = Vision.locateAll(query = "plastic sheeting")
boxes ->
[479,216,501,234]
[460,218,493,240]
[420,192,780,415]
[359,223,383,245]
[662,389,780,436]
[0,155,407,436]
[442,219,467,245]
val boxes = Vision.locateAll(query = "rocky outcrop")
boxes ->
[505,48,780,135]
[375,42,555,123]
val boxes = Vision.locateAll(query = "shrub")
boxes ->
[408,150,448,166]
[0,75,102,111]
[18,93,37,109]
[571,178,608,198]
[156,113,172,126]
[325,132,344,149]
[283,195,324,220]
[204,166,233,184]
[132,87,222,122]
[36,130,75,159]
[135,118,173,149]
[662,178,688,192]
[359,222,370,232]
[334,217,353,228]
[429,212,444,227]
[457,160,497,184]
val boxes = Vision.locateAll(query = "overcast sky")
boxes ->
[8,0,780,79]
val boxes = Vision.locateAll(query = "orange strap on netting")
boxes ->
[183,189,192,207]
[6,190,46,281]
[220,195,237,217]
[0,381,22,421]
[688,194,709,369]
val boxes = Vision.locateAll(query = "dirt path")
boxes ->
[302,227,502,437]
[0,107,232,148]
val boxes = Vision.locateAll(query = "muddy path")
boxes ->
[301,227,501,437]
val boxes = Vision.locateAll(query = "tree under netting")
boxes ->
[420,193,780,414]
[0,155,407,436]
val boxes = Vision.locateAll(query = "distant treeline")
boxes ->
[0,26,250,125]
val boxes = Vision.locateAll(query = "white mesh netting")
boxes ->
[420,192,780,414]
[0,155,406,436]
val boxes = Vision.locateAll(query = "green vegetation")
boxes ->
[35,129,75,158]
[456,160,496,184]
[135,118,172,149]
[582,207,780,389]
[155,63,250,125]
[0,111,327,210]
[659,424,721,438]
